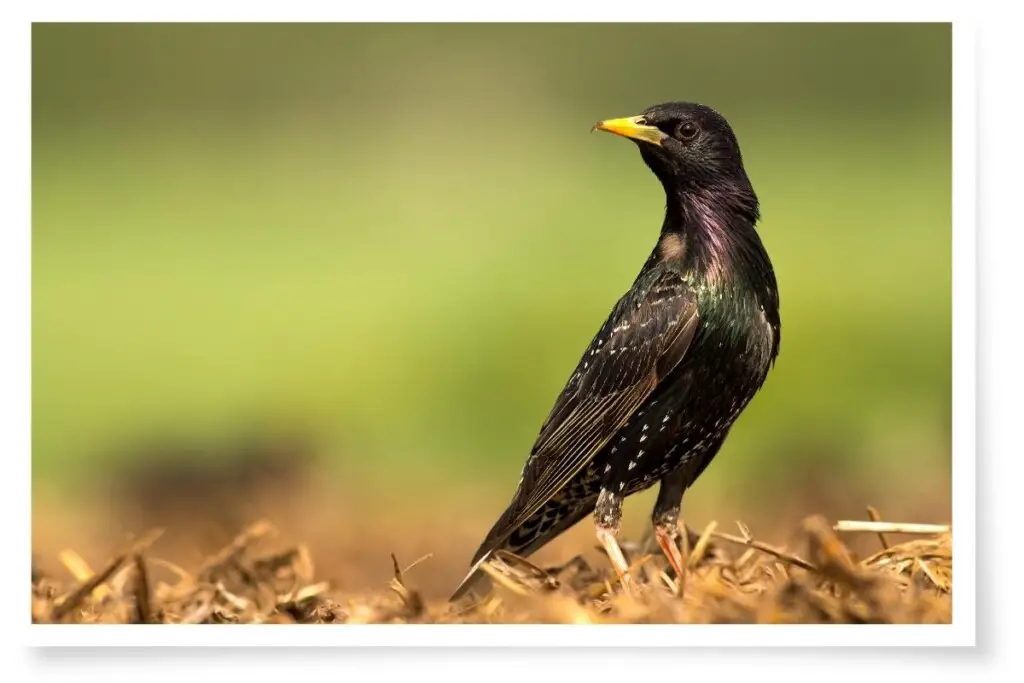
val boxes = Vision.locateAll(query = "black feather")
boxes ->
[451,102,780,601]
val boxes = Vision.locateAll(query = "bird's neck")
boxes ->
[656,184,773,293]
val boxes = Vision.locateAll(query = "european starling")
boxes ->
[451,102,781,601]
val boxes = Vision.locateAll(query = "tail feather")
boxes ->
[449,554,496,603]
[449,505,521,603]
[449,502,592,602]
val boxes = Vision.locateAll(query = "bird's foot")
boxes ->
[594,488,634,593]
[596,525,633,593]
[654,521,687,596]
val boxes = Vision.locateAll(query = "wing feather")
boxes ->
[471,270,699,562]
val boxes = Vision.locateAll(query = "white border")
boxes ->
[949,17,977,646]
[14,8,974,652]
[27,623,969,648]
[11,2,973,22]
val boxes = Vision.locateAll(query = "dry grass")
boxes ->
[31,509,951,625]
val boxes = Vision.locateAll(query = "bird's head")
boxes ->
[593,102,750,194]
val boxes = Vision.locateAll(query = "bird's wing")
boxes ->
[474,270,700,560]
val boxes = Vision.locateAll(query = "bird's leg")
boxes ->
[652,469,688,589]
[594,488,632,590]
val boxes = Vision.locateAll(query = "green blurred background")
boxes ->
[32,23,951,535]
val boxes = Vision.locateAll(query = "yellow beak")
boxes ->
[592,115,665,146]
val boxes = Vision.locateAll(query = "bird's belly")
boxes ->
[592,352,769,496]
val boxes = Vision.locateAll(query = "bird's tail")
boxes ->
[448,553,497,603]
[448,501,593,603]
[449,505,520,603]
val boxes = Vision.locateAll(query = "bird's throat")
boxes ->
[658,186,765,288]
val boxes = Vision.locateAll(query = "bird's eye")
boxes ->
[676,122,699,142]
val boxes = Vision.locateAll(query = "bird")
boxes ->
[450,102,781,602]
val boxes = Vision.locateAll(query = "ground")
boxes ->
[31,475,951,625]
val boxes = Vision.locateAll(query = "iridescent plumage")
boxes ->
[452,102,781,601]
